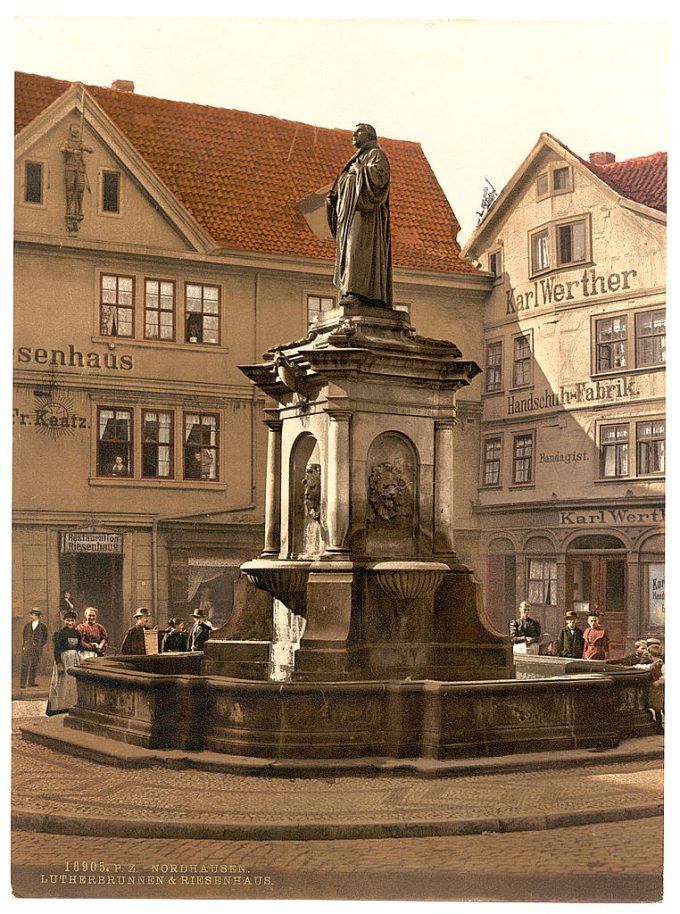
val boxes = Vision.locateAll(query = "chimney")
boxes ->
[589,151,616,165]
[111,80,135,93]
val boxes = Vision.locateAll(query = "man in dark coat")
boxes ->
[20,608,48,687]
[161,618,189,653]
[556,611,584,659]
[188,610,211,652]
[509,601,541,648]
[120,607,151,655]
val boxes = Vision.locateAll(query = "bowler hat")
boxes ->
[29,608,42,616]
[133,607,151,618]
[564,611,578,619]
[192,609,207,619]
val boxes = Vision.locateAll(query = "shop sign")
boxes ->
[507,377,639,415]
[648,562,665,626]
[61,532,123,554]
[558,507,665,526]
[505,267,638,315]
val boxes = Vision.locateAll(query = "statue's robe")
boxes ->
[327,141,393,307]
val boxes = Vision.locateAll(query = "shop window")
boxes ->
[600,424,629,478]
[482,436,502,486]
[102,170,120,213]
[530,228,550,274]
[485,340,503,393]
[98,407,132,477]
[184,413,219,480]
[145,279,175,341]
[185,283,220,345]
[489,249,503,279]
[637,420,665,476]
[100,274,134,337]
[307,293,335,327]
[512,333,532,388]
[527,558,557,606]
[24,161,43,204]
[636,309,666,367]
[142,410,174,478]
[512,432,534,484]
[556,219,587,267]
[595,315,627,372]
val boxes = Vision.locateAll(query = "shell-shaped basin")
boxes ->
[371,561,449,605]
[241,560,310,598]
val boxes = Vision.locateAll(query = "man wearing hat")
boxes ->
[188,609,211,652]
[120,607,152,655]
[556,611,584,659]
[20,608,48,688]
[509,601,541,653]
[161,618,189,653]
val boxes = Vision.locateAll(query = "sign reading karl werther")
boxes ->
[61,532,123,553]
[506,268,638,315]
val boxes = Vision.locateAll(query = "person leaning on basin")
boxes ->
[161,618,189,652]
[509,601,542,654]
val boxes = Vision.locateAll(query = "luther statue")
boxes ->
[326,124,393,309]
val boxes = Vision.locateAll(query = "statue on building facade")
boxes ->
[61,122,93,232]
[326,124,393,309]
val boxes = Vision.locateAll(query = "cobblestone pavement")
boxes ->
[11,819,664,901]
[12,701,663,837]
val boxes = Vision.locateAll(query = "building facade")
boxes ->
[464,134,667,654]
[14,73,490,669]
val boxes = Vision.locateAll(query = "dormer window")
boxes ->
[537,163,573,199]
[552,166,570,191]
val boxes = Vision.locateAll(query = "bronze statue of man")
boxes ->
[326,124,393,309]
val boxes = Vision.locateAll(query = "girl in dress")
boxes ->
[582,612,609,661]
[46,611,86,716]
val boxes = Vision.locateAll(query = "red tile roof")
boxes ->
[544,133,667,213]
[16,71,477,274]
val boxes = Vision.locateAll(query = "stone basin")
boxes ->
[370,561,450,606]
[241,559,310,601]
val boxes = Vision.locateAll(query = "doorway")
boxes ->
[566,535,627,657]
[60,554,124,652]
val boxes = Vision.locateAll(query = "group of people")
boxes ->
[44,606,109,716]
[119,607,212,654]
[509,601,611,660]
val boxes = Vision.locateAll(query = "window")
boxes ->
[527,559,557,605]
[513,433,534,484]
[536,173,549,197]
[100,274,134,337]
[145,279,175,341]
[483,437,502,486]
[485,340,503,393]
[102,171,120,213]
[185,284,220,344]
[184,413,219,480]
[552,167,571,191]
[557,219,587,266]
[98,408,132,477]
[636,310,666,367]
[596,316,627,372]
[637,420,665,476]
[489,250,502,279]
[24,161,43,204]
[530,229,550,274]
[512,334,532,388]
[600,424,629,478]
[307,294,335,326]
[142,411,174,478]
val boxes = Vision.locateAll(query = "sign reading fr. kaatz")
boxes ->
[506,268,638,314]
[507,376,638,415]
[558,507,665,526]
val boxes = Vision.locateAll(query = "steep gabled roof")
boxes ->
[15,71,477,274]
[464,132,667,258]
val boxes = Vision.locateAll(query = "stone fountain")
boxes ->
[22,126,656,768]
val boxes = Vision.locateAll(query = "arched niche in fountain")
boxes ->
[289,432,325,558]
[365,431,418,556]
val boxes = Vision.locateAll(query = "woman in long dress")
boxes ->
[582,612,609,661]
[46,610,86,716]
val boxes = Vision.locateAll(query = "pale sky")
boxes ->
[11,9,670,244]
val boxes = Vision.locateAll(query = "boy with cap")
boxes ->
[120,607,152,655]
[556,611,584,659]
[20,608,48,688]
